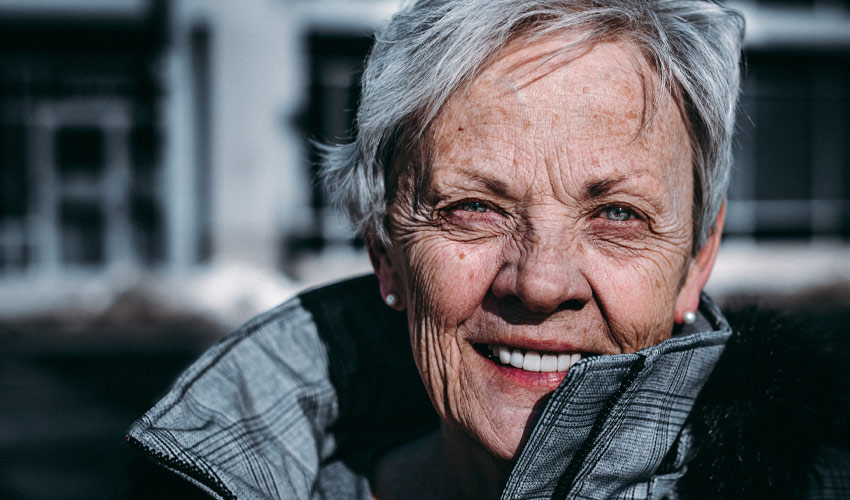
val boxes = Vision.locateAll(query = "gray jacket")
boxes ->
[128,275,824,499]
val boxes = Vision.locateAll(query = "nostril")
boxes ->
[482,293,584,325]
[524,297,585,314]
[515,279,584,314]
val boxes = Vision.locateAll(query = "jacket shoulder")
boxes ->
[126,274,431,499]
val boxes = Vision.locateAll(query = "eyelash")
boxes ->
[597,205,640,222]
[457,200,490,213]
[439,199,501,226]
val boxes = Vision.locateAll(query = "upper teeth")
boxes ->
[489,345,582,373]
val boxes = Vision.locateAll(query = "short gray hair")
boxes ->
[320,0,744,251]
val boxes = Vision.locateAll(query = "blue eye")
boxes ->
[460,201,489,213]
[603,206,635,221]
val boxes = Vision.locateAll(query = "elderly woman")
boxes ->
[129,0,850,498]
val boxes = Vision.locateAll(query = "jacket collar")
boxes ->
[503,293,732,500]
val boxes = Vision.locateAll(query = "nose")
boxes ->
[490,232,591,314]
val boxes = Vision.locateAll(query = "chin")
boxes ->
[453,340,571,461]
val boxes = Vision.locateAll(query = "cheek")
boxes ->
[396,235,504,404]
[591,249,689,351]
[402,236,502,324]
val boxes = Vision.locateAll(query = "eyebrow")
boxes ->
[581,171,667,214]
[583,175,629,199]
[446,168,657,205]
[457,170,514,198]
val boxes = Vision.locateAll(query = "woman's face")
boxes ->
[371,38,722,460]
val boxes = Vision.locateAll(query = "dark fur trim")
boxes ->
[678,307,850,499]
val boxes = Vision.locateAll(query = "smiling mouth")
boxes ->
[477,344,584,373]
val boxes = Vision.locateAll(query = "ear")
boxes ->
[365,234,406,310]
[674,201,725,323]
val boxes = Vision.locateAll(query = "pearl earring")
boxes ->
[683,311,696,325]
[385,294,397,307]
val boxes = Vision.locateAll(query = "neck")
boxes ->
[372,423,511,500]
[440,422,512,499]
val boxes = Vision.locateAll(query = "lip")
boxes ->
[470,336,584,354]
[467,336,596,357]
[471,342,584,391]
[479,348,569,389]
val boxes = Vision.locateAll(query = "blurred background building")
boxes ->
[0,0,848,499]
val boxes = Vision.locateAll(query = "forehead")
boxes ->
[429,37,691,195]
[468,38,650,130]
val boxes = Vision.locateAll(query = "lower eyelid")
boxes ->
[590,213,645,230]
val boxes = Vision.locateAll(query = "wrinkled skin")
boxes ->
[370,37,723,499]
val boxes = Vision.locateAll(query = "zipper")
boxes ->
[126,434,237,500]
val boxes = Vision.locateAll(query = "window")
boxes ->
[292,31,373,256]
[0,124,30,271]
[727,49,850,239]
[0,10,166,275]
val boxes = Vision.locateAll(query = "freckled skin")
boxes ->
[370,37,723,499]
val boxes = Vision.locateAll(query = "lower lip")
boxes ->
[478,348,568,390]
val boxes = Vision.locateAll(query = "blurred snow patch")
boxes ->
[175,261,300,328]
[0,262,301,331]
[289,245,372,290]
[707,240,850,298]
